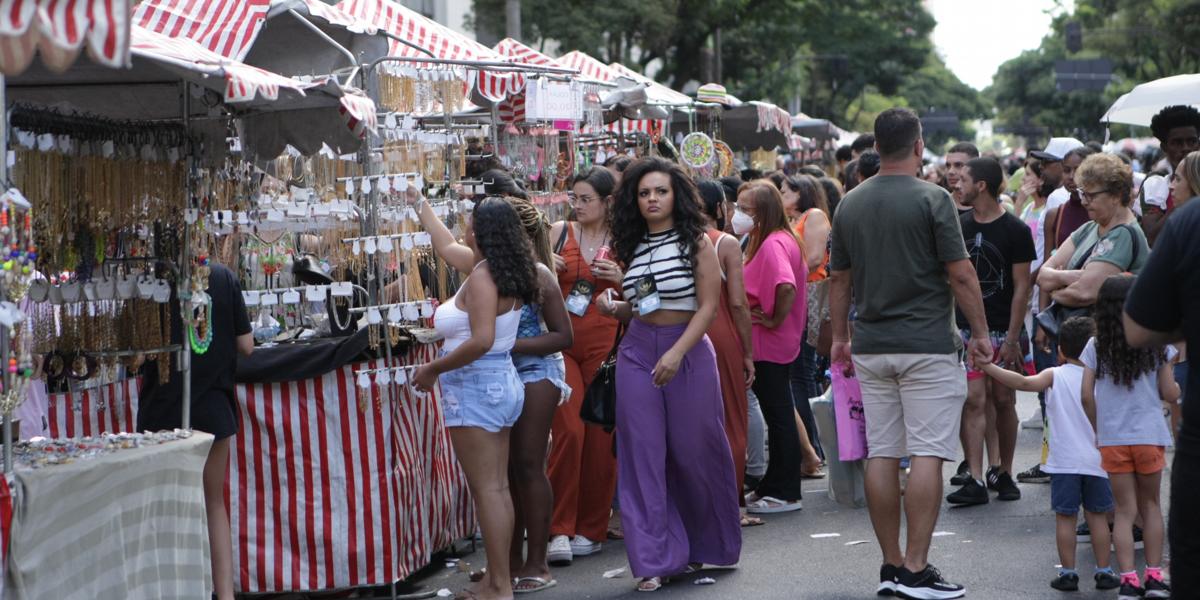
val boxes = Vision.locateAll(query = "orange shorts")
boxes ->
[1099,445,1166,475]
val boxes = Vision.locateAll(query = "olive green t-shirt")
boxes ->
[1066,221,1149,275]
[830,174,969,354]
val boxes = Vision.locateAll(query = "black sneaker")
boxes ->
[895,564,965,599]
[1144,575,1170,598]
[878,563,900,596]
[985,466,1001,490]
[1118,581,1144,600]
[949,461,971,486]
[1095,571,1120,590]
[1051,572,1079,591]
[994,470,1021,501]
[1076,521,1091,542]
[946,479,989,506]
[1016,463,1051,483]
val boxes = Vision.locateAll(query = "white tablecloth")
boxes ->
[5,433,214,600]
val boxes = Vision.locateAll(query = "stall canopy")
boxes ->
[608,62,692,108]
[338,0,523,103]
[1101,74,1200,127]
[0,0,131,75]
[559,50,657,134]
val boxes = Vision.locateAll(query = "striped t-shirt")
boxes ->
[622,229,698,312]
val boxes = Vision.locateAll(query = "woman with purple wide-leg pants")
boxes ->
[598,157,742,592]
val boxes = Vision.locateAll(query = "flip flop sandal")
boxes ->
[513,576,558,594]
[746,496,803,514]
[637,577,663,592]
[607,528,625,540]
[468,567,486,582]
[454,590,480,600]
[801,470,827,479]
[741,515,766,527]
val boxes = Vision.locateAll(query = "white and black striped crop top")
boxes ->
[621,229,698,312]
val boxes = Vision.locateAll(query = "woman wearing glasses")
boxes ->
[1037,153,1150,311]
[543,167,624,565]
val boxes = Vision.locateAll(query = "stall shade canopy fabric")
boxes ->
[134,0,271,62]
[0,0,131,75]
[1101,74,1200,127]
[559,50,657,135]
[337,0,522,102]
[608,62,692,107]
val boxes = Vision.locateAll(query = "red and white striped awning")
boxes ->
[559,50,658,135]
[130,25,310,103]
[134,0,270,62]
[337,0,520,103]
[0,0,131,75]
[608,62,693,107]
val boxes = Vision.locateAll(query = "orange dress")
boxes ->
[548,224,620,541]
[706,229,749,502]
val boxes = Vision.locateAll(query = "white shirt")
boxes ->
[1033,187,1072,269]
[1080,338,1176,448]
[1042,364,1107,478]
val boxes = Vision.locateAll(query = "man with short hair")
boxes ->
[945,157,1036,507]
[851,133,876,158]
[831,107,991,599]
[945,142,981,213]
[1140,105,1200,246]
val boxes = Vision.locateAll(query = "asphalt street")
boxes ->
[411,391,1174,600]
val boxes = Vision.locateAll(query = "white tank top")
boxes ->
[434,268,522,354]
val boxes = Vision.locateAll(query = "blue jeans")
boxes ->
[1050,473,1115,515]
[439,352,524,432]
[790,339,825,459]
[746,390,766,478]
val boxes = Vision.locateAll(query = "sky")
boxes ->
[928,0,1075,91]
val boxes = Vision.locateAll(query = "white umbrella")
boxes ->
[1101,74,1200,126]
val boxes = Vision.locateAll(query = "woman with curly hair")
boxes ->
[410,194,546,600]
[1080,275,1180,599]
[597,157,741,592]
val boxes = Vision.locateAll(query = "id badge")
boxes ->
[566,280,594,317]
[635,276,661,315]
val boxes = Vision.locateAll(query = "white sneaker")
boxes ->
[570,535,603,557]
[548,535,572,566]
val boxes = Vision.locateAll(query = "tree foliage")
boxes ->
[469,0,968,132]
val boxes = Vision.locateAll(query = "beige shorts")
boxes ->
[851,353,967,461]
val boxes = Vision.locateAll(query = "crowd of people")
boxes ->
[401,103,1199,600]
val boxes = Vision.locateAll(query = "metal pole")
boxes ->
[179,82,193,430]
[1,74,11,470]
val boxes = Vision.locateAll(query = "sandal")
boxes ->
[740,515,765,527]
[454,590,480,600]
[746,496,803,514]
[801,469,827,479]
[607,528,625,540]
[637,577,663,592]
[514,576,558,594]
[468,567,486,583]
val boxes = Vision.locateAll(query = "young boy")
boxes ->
[979,316,1121,592]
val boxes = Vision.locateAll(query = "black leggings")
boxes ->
[752,360,803,501]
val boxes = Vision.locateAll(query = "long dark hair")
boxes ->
[785,174,830,216]
[696,179,726,231]
[740,180,801,263]
[1094,275,1163,388]
[612,157,706,266]
[473,197,539,304]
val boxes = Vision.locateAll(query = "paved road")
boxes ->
[409,391,1173,600]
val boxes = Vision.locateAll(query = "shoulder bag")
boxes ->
[1036,223,1139,336]
[580,323,624,431]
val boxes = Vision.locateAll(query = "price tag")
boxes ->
[378,176,391,193]
[306,286,326,302]
[420,301,434,318]
[379,236,394,252]
[345,178,355,196]
[357,371,372,388]
[281,289,301,304]
[387,305,402,323]
[313,204,332,216]
[364,237,377,254]
[394,176,408,192]
[236,211,250,225]
[287,204,307,218]
[366,307,382,324]
[361,177,372,193]
[376,369,391,385]
[403,302,420,322]
[401,234,414,250]
[331,282,353,297]
[266,209,285,222]
[259,292,279,306]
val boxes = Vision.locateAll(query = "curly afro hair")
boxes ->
[611,157,707,268]
[1150,105,1200,143]
[472,197,540,305]
[1093,275,1164,388]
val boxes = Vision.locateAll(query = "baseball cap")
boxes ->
[1030,137,1085,162]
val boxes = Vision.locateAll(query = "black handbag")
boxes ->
[580,324,624,431]
[1036,223,1140,337]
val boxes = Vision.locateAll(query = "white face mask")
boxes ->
[731,208,755,235]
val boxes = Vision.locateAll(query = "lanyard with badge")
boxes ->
[634,235,663,315]
[565,226,607,317]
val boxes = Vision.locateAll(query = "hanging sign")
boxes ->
[526,80,584,122]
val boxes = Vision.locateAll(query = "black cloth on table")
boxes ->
[234,327,412,384]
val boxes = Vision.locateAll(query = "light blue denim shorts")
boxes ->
[512,352,572,403]
[438,352,524,432]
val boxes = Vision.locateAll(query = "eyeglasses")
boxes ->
[567,192,600,206]
[1078,188,1115,203]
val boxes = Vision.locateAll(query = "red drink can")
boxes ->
[594,245,613,263]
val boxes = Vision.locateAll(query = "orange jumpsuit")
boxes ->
[706,229,749,503]
[549,225,620,541]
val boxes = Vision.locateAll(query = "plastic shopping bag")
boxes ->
[831,365,868,462]
[811,388,866,508]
